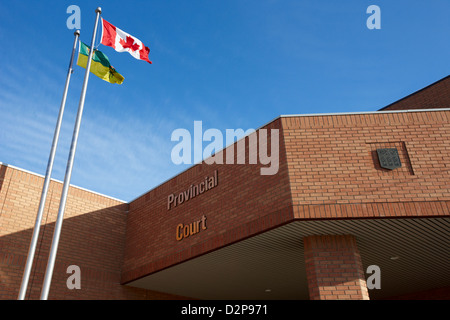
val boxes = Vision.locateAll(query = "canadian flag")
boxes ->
[100,18,152,64]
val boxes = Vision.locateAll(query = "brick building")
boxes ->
[1,76,449,300]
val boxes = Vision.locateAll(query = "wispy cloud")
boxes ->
[71,110,183,201]
[0,57,186,202]
[0,87,188,201]
[0,49,240,202]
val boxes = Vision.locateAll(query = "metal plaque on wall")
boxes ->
[377,148,402,170]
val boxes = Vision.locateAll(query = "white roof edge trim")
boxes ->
[279,108,450,118]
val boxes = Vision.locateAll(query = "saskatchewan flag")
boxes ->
[77,41,124,84]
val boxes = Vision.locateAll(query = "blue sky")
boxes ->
[1,0,449,201]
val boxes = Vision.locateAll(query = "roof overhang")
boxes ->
[126,216,450,300]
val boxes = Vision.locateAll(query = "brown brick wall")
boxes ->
[380,76,450,110]
[0,164,187,300]
[303,235,370,300]
[282,110,450,219]
[3,109,449,300]
[122,110,450,285]
[121,119,293,283]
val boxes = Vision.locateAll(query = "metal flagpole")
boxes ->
[18,30,80,300]
[40,7,102,300]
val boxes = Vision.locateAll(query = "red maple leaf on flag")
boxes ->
[119,36,140,52]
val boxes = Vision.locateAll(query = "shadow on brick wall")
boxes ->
[0,165,8,195]
[0,203,191,300]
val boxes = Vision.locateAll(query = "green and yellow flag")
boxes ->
[77,41,124,84]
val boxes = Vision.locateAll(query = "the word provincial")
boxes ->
[167,170,218,210]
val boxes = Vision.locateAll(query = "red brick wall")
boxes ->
[303,235,369,300]
[0,164,187,300]
[3,109,449,300]
[380,76,450,110]
[122,110,450,285]
[282,110,450,219]
[121,119,293,283]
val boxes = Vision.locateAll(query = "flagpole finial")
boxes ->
[95,7,102,14]
[74,30,80,36]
